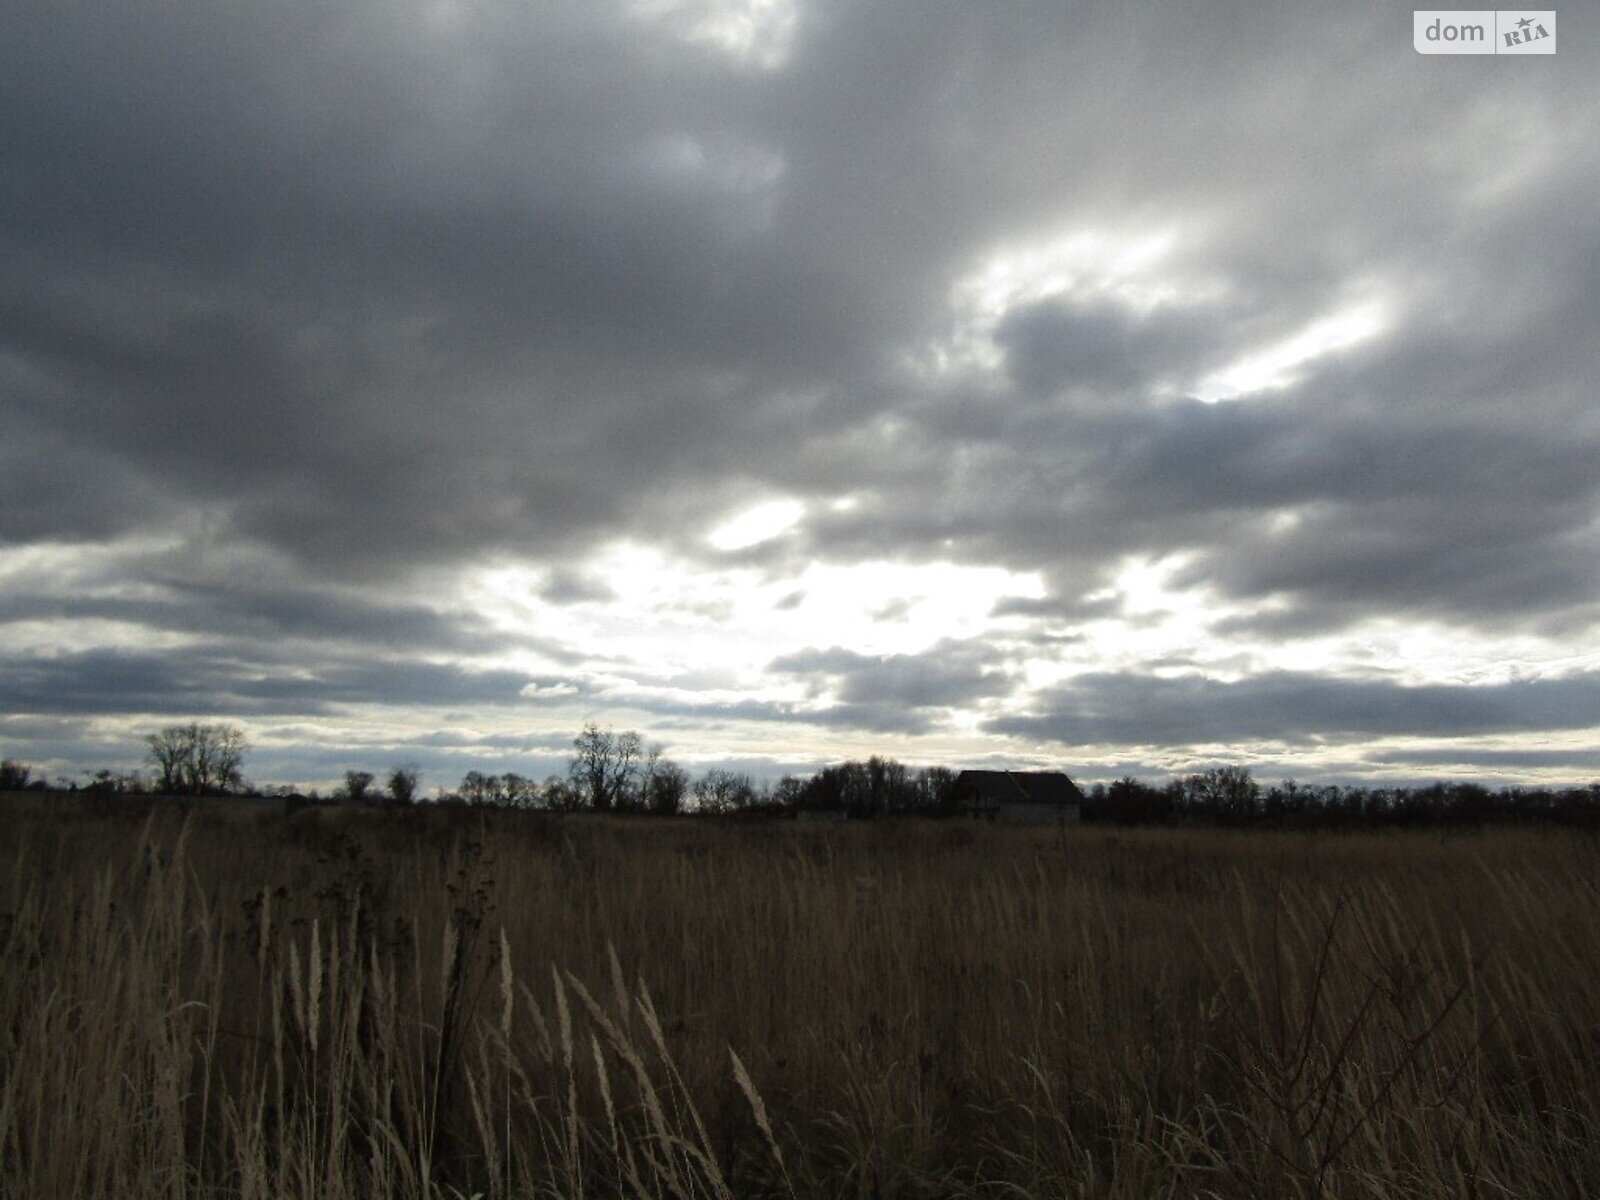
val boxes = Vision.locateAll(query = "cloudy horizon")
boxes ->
[3,1,1597,792]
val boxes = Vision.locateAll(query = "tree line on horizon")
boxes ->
[3,721,1597,827]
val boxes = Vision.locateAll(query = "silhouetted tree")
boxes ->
[541,775,584,812]
[693,768,757,813]
[1,759,33,790]
[1184,766,1260,823]
[913,765,958,813]
[788,757,942,816]
[498,772,537,808]
[864,756,915,813]
[1095,776,1175,824]
[84,768,142,795]
[340,770,377,803]
[643,748,689,815]
[144,723,248,795]
[458,770,497,805]
[771,775,807,810]
[569,724,643,811]
[386,764,421,805]
[801,761,871,813]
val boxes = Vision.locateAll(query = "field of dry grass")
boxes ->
[2,792,1597,1198]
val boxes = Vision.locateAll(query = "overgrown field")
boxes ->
[3,794,1597,1198]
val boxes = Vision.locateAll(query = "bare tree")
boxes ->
[915,766,958,813]
[85,768,140,795]
[501,772,538,808]
[541,775,584,812]
[386,764,421,805]
[144,723,248,795]
[449,770,535,806]
[643,747,689,815]
[692,768,757,814]
[197,725,248,793]
[771,774,806,810]
[341,770,377,803]
[569,724,643,811]
[1184,765,1261,822]
[459,770,497,805]
[1,759,33,791]
[865,755,913,813]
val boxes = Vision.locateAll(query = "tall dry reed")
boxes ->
[2,795,1596,1198]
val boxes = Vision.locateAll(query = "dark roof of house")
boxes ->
[954,770,1085,806]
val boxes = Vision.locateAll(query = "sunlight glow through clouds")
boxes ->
[1018,555,1238,688]
[1192,298,1390,402]
[634,133,787,232]
[1331,620,1600,690]
[465,546,1045,705]
[910,222,1218,381]
[629,0,799,70]
[706,497,805,551]
[0,536,207,655]
[959,227,1185,320]
[915,222,1394,408]
[1039,557,1600,703]
[1004,552,1600,707]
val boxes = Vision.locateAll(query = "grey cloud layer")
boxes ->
[0,644,534,719]
[992,671,1600,750]
[7,2,1591,586]
[2,0,1597,771]
[771,640,1014,711]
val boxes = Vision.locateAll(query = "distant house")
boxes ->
[952,770,1085,823]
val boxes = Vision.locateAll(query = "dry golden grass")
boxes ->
[2,793,1597,1198]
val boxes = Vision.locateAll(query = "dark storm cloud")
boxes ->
[8,3,1596,578]
[991,594,1117,623]
[0,644,534,718]
[994,297,1218,396]
[991,671,1600,750]
[10,0,1585,585]
[0,580,514,656]
[1,0,811,573]
[586,690,937,737]
[538,569,618,606]
[770,639,1015,711]
[1371,746,1600,774]
[802,397,1600,631]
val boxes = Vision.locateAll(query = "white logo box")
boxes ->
[1414,10,1556,54]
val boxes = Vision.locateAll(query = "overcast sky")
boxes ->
[3,1,1597,791]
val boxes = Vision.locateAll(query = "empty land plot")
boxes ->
[2,796,1597,1198]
